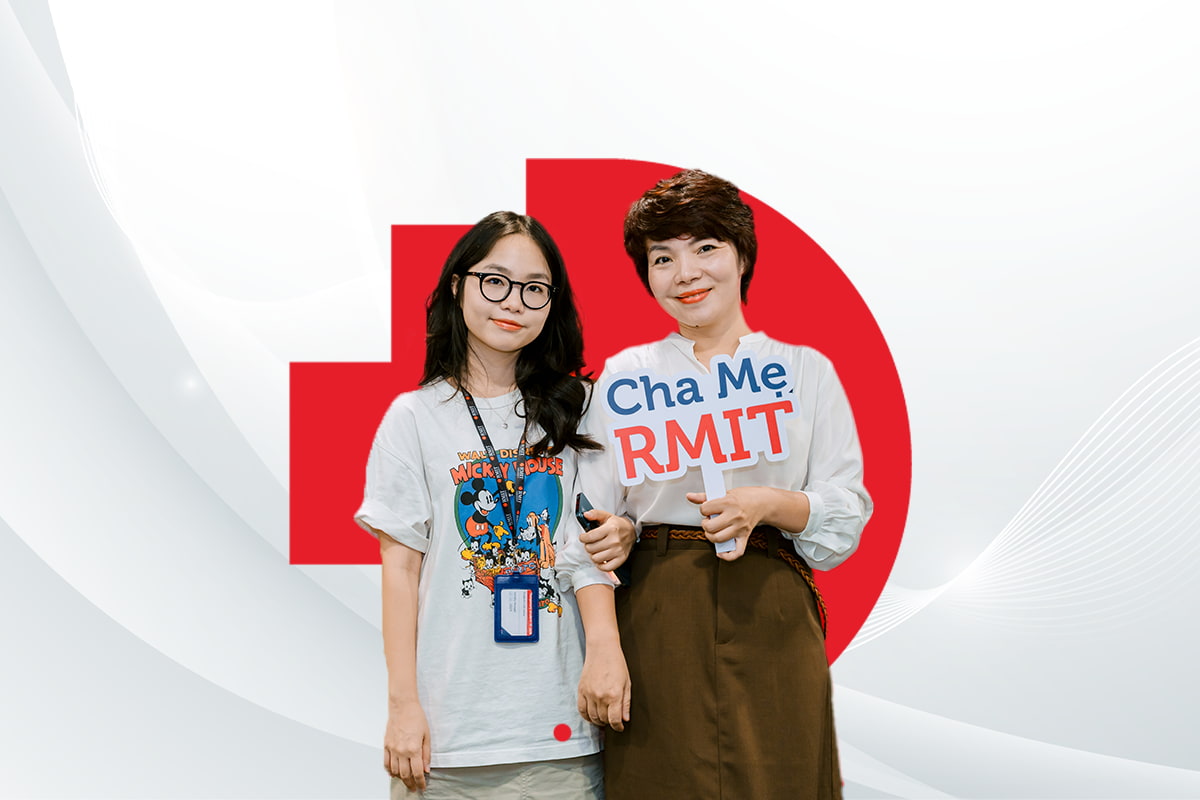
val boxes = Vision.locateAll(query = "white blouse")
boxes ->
[561,332,872,586]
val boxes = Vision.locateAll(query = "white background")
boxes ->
[2,1,1198,796]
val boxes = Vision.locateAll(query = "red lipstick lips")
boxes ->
[677,288,711,305]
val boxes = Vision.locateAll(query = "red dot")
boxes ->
[553,724,572,742]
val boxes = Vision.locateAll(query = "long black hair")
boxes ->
[421,211,601,457]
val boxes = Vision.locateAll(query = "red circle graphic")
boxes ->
[289,159,910,663]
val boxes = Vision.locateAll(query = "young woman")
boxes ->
[574,171,873,799]
[355,211,627,799]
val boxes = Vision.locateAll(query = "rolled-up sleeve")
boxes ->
[354,401,433,554]
[552,505,618,595]
[786,359,873,570]
[553,390,623,594]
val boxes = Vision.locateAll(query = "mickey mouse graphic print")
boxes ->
[355,380,604,767]
[452,445,566,616]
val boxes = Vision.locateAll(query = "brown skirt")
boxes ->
[604,526,842,800]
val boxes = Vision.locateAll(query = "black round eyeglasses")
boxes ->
[464,272,556,310]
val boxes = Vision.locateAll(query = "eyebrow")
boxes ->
[647,237,716,253]
[476,263,552,282]
[476,263,512,275]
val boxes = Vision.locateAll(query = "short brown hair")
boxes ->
[623,169,757,302]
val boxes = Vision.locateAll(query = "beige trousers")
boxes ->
[392,753,603,800]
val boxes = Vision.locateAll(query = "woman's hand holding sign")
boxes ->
[688,488,761,561]
[688,486,813,562]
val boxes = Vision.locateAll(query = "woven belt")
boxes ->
[637,524,828,638]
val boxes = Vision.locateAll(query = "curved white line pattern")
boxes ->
[850,581,950,648]
[6,1,1200,796]
[836,687,1200,798]
[955,336,1200,625]
[2,0,385,751]
[855,335,1200,648]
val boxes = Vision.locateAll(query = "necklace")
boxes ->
[497,394,523,429]
[456,379,520,428]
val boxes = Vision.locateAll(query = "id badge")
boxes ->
[494,573,540,643]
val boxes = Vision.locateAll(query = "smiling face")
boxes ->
[452,233,553,366]
[646,234,747,334]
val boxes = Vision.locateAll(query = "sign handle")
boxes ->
[701,463,737,554]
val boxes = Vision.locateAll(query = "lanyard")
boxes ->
[461,388,527,537]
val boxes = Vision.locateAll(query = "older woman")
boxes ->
[572,170,872,800]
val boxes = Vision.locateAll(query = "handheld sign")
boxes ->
[601,353,799,553]
[701,462,736,554]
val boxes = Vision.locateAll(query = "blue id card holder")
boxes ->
[494,573,540,643]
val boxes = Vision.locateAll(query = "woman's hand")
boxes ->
[687,486,812,561]
[577,641,632,731]
[687,486,769,562]
[580,508,636,571]
[384,699,431,790]
[574,584,630,731]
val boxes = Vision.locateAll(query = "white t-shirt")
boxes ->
[570,332,872,573]
[355,380,604,767]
